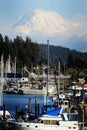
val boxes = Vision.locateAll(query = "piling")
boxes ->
[3,104,6,129]
[28,98,32,116]
[37,103,40,116]
[15,106,18,121]
[35,96,38,118]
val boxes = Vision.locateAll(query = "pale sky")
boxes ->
[0,0,87,52]
[0,0,87,23]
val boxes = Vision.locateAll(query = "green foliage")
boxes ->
[0,34,40,72]
[67,53,87,69]
[0,33,87,74]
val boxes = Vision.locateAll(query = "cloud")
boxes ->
[0,9,87,51]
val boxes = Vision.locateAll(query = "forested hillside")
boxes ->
[0,33,87,72]
[0,34,40,71]
[39,44,87,68]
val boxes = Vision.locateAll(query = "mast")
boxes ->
[58,61,60,107]
[0,55,4,106]
[47,40,49,97]
[14,56,17,80]
[8,55,11,73]
[44,40,49,104]
[58,61,60,96]
[14,56,16,74]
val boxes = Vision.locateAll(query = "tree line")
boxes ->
[0,33,87,76]
[0,34,41,72]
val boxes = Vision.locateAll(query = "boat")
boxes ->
[13,110,79,130]
[13,96,79,130]
[0,55,15,129]
[0,106,15,125]
[0,106,15,130]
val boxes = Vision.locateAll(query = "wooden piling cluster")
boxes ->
[15,96,41,121]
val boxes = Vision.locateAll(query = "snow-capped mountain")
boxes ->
[1,9,87,51]
[14,9,68,35]
[12,9,86,45]
[12,9,77,43]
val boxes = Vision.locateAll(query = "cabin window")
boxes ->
[69,115,77,121]
[43,120,50,124]
[50,120,57,125]
[43,120,57,125]
[68,114,78,121]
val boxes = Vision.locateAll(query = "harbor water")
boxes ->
[3,94,44,116]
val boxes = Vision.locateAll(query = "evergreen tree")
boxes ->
[67,53,74,68]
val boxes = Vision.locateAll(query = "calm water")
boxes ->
[3,94,44,115]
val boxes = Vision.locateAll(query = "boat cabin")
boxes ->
[37,113,78,125]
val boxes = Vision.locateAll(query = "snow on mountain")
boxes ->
[1,9,87,51]
[13,9,75,39]
[13,9,86,46]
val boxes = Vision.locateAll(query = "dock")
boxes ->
[23,88,45,95]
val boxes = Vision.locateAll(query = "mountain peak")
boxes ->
[9,9,86,52]
[13,9,67,37]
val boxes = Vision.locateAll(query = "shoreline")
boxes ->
[3,88,54,96]
[23,88,47,95]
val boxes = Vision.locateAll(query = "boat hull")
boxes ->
[14,121,78,130]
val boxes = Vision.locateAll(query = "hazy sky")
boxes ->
[0,0,87,23]
[0,0,87,52]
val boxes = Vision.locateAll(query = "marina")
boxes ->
[0,94,44,130]
[0,94,81,130]
[3,94,44,116]
[0,0,87,129]
[0,93,87,130]
[0,43,87,130]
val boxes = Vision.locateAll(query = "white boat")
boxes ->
[13,111,79,130]
[0,106,14,121]
[13,86,79,130]
[0,106,15,129]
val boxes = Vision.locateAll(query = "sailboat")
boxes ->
[41,40,58,113]
[0,55,15,129]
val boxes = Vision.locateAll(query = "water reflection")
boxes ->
[3,94,44,115]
